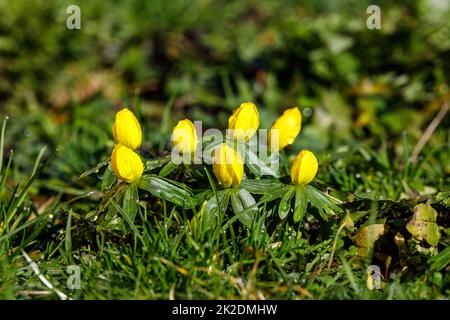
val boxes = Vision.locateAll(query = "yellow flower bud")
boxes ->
[172,119,198,154]
[113,108,142,150]
[212,143,244,188]
[269,107,302,151]
[111,144,144,183]
[228,102,259,141]
[290,150,318,185]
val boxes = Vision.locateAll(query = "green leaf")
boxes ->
[190,189,214,207]
[101,164,117,192]
[305,185,342,217]
[259,184,290,203]
[159,160,179,177]
[123,184,139,222]
[79,157,110,179]
[101,203,123,231]
[304,186,326,215]
[241,179,285,195]
[231,193,244,221]
[144,155,172,172]
[435,192,450,207]
[204,189,230,229]
[237,143,279,178]
[406,203,441,246]
[238,188,257,210]
[278,186,295,220]
[293,188,308,223]
[230,189,257,228]
[138,175,193,208]
[429,246,450,272]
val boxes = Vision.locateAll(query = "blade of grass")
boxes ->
[159,93,176,152]
[134,87,142,122]
[339,255,359,294]
[0,116,7,174]
[65,210,73,265]
[32,146,47,177]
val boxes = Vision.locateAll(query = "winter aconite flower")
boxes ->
[111,144,144,183]
[228,102,259,141]
[213,143,244,188]
[269,107,302,151]
[113,108,142,150]
[290,150,318,185]
[172,119,198,154]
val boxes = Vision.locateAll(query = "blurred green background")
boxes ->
[0,0,448,193]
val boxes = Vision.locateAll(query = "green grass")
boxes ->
[0,0,449,300]
[0,102,448,300]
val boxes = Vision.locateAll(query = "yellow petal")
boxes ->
[172,119,198,154]
[228,102,260,141]
[290,150,318,185]
[213,143,244,188]
[269,107,302,151]
[111,144,144,183]
[113,108,142,150]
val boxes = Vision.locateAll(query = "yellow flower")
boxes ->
[212,143,244,188]
[111,144,144,183]
[290,150,318,185]
[172,119,198,154]
[269,107,302,151]
[113,108,142,150]
[228,102,259,141]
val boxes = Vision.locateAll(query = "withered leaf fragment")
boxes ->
[406,203,441,246]
[352,224,385,257]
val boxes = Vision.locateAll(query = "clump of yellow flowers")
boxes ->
[167,101,318,188]
[206,101,316,188]
[103,101,338,229]
[110,103,319,188]
[111,108,144,183]
[210,102,260,188]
